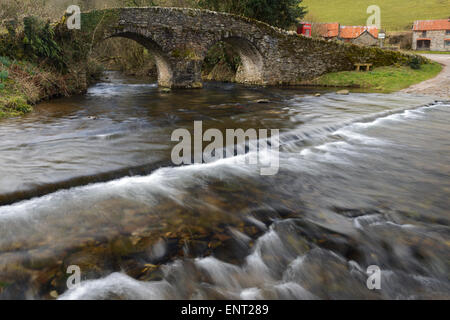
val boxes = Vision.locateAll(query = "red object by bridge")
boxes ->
[297,23,312,37]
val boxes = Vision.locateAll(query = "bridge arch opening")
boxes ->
[94,32,173,88]
[203,37,264,85]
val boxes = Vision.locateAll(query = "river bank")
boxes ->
[2,60,443,120]
[307,53,450,98]
[308,62,443,94]
[0,57,90,119]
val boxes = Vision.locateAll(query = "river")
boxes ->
[0,72,449,299]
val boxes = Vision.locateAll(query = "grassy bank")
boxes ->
[0,15,99,119]
[413,51,450,55]
[302,0,450,31]
[0,57,78,119]
[0,58,38,118]
[310,63,442,93]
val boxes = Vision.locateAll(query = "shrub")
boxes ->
[0,69,9,82]
[199,0,307,29]
[4,96,32,113]
[23,16,66,71]
[409,56,421,70]
[0,56,12,67]
[5,19,18,38]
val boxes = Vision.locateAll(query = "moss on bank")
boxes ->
[0,59,33,118]
[310,63,443,93]
[0,13,103,119]
[0,94,32,118]
[0,57,87,119]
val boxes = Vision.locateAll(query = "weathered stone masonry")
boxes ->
[412,30,450,52]
[78,7,426,88]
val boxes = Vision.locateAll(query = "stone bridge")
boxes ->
[75,7,420,88]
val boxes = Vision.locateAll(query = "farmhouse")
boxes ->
[339,26,379,46]
[412,19,450,51]
[313,23,340,40]
[310,23,379,46]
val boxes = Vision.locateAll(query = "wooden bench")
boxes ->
[354,63,373,71]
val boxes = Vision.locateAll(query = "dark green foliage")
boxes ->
[23,16,66,71]
[203,42,241,74]
[5,19,18,37]
[0,27,20,59]
[198,0,307,29]
[409,56,421,70]
[0,70,9,82]
[0,68,8,90]
[0,56,12,68]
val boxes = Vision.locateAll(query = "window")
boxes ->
[445,40,450,46]
[422,31,427,37]
[446,30,450,35]
[417,39,431,49]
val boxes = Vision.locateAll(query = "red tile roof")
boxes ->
[339,26,379,39]
[413,19,450,31]
[314,23,340,38]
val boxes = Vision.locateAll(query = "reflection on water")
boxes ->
[0,72,448,300]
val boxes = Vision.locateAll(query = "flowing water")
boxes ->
[0,72,449,300]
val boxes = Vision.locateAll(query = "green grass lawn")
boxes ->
[413,51,450,55]
[302,0,450,31]
[312,63,443,93]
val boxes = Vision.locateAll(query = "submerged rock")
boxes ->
[336,89,350,95]
[160,88,172,93]
[284,248,378,299]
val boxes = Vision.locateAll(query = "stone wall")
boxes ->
[75,7,428,88]
[412,30,450,51]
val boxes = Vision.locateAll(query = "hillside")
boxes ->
[302,0,450,31]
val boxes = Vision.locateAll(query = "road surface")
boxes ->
[402,54,450,99]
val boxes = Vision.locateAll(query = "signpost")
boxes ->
[379,30,386,48]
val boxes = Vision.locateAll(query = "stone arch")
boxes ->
[103,32,174,88]
[203,36,264,85]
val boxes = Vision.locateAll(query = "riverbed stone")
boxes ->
[284,248,379,299]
